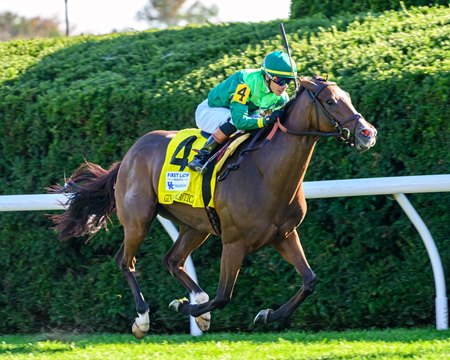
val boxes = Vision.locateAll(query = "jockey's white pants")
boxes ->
[195,99,234,134]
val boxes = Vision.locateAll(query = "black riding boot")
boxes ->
[188,136,219,174]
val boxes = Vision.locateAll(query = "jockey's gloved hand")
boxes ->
[264,110,284,126]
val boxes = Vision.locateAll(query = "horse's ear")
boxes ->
[299,77,318,92]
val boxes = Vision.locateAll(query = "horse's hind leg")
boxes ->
[164,226,211,330]
[115,241,149,338]
[115,194,156,339]
[254,229,316,324]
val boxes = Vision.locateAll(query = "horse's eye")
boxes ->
[326,99,334,105]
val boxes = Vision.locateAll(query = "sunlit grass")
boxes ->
[1,328,449,359]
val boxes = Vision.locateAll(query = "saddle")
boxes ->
[158,129,250,207]
[158,127,273,235]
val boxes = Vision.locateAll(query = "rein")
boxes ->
[217,125,277,182]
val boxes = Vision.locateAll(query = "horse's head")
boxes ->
[295,76,377,151]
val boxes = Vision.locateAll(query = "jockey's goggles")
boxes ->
[269,75,293,86]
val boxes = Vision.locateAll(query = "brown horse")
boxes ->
[50,76,377,338]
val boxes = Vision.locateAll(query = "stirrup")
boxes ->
[188,158,208,174]
[189,162,209,174]
[195,164,208,174]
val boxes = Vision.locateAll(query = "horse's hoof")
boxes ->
[192,292,210,331]
[168,299,180,312]
[132,310,150,339]
[195,312,211,331]
[132,322,147,339]
[254,309,272,324]
[169,297,189,313]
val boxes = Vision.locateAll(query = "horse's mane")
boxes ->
[282,75,330,113]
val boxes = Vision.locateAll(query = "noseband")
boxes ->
[277,82,362,147]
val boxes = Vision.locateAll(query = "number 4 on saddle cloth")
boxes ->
[157,128,250,209]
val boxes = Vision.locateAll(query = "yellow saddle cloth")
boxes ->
[158,129,249,208]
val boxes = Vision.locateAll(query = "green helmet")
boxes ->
[261,51,297,79]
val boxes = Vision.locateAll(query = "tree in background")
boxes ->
[0,11,62,41]
[136,0,218,28]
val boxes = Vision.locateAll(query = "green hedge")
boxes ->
[0,6,448,334]
[290,0,449,18]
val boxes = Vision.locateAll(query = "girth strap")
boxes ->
[205,206,221,236]
[201,155,222,236]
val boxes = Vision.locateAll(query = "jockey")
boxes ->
[188,50,297,174]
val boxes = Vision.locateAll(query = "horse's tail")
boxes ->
[48,161,121,240]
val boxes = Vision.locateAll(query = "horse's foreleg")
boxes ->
[254,229,316,324]
[163,226,211,330]
[170,241,246,320]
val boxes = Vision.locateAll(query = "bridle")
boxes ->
[217,81,364,181]
[277,81,363,147]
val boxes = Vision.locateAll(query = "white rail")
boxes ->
[0,174,448,331]
[303,174,450,198]
[1,175,448,211]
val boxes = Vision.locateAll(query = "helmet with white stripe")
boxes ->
[261,51,297,79]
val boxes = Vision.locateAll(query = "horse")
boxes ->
[49,76,377,338]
